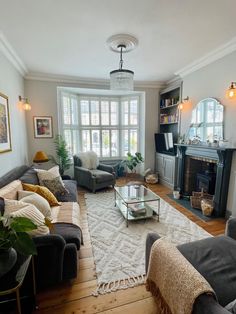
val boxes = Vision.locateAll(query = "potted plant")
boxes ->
[122,152,144,179]
[0,214,37,277]
[51,135,71,176]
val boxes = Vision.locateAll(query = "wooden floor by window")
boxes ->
[35,181,226,314]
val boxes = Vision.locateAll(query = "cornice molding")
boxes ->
[25,72,164,89]
[175,36,236,78]
[0,32,27,76]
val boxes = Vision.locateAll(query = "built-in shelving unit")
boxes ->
[159,83,182,143]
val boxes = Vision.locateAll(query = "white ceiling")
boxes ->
[0,0,236,82]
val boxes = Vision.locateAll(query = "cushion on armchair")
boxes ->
[78,151,99,169]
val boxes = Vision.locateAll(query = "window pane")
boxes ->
[122,101,129,125]
[206,101,214,123]
[206,127,214,140]
[92,130,100,156]
[111,130,118,157]
[82,130,90,152]
[130,99,138,125]
[64,130,72,153]
[101,101,109,125]
[72,130,79,154]
[215,106,223,123]
[122,130,129,156]
[130,130,138,154]
[71,98,78,125]
[102,130,110,157]
[63,96,71,124]
[110,101,118,125]
[91,100,99,125]
[80,100,89,125]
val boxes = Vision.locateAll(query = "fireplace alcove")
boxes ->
[175,144,236,217]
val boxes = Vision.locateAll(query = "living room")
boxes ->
[0,0,236,313]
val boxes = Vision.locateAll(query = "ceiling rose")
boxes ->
[107,34,138,53]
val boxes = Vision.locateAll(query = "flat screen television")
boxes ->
[154,133,175,155]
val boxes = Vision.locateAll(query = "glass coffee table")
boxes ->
[114,185,160,227]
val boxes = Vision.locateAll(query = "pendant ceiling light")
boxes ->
[107,34,138,91]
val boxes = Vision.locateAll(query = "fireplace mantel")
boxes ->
[175,144,236,217]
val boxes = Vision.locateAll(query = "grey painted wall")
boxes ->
[24,79,160,171]
[0,52,28,176]
[181,50,236,215]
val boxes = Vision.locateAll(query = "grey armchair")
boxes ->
[73,155,116,192]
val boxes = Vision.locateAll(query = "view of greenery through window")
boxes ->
[60,93,140,158]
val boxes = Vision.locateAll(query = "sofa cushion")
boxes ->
[51,222,82,250]
[19,167,39,185]
[90,169,114,183]
[18,190,52,220]
[22,183,60,206]
[4,199,49,236]
[42,177,69,195]
[0,166,29,189]
[56,180,78,202]
[35,166,65,187]
[178,236,236,307]
[0,197,4,215]
[0,180,23,200]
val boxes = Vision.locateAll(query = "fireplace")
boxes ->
[175,144,236,217]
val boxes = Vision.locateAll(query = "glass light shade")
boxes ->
[178,103,183,110]
[226,85,236,99]
[33,151,49,163]
[110,69,134,91]
[22,102,31,111]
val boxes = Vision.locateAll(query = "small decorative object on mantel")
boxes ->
[33,116,53,138]
[0,93,12,153]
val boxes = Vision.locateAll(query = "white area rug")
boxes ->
[85,191,211,295]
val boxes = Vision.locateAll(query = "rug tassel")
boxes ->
[92,274,146,296]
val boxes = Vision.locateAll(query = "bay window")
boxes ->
[59,92,140,158]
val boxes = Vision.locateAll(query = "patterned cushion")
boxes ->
[22,183,60,206]
[42,177,69,195]
[18,190,52,219]
[4,199,49,236]
[35,166,65,187]
[0,180,23,200]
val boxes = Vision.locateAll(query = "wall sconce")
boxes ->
[178,96,189,109]
[19,95,31,111]
[226,82,236,99]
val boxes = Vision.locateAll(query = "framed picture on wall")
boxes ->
[33,116,53,138]
[0,93,12,153]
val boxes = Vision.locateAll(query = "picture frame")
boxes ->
[0,93,12,153]
[33,116,53,138]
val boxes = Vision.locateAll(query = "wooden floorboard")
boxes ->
[35,180,226,313]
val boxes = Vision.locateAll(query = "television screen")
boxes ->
[154,133,175,155]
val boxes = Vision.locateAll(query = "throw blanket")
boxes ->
[51,201,83,242]
[146,238,216,314]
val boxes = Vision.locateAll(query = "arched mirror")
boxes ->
[188,98,224,143]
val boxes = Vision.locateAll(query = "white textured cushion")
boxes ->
[35,166,65,187]
[18,191,52,220]
[78,151,99,169]
[0,180,23,200]
[4,199,49,236]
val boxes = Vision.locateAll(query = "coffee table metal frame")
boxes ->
[114,185,160,227]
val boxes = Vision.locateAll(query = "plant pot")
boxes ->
[0,248,17,278]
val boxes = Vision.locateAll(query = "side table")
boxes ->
[0,254,36,314]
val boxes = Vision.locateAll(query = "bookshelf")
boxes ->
[159,83,182,143]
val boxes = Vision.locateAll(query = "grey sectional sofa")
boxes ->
[0,165,82,289]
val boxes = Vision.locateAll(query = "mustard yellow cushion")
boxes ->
[22,183,60,206]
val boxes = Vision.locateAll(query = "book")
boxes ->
[128,203,146,213]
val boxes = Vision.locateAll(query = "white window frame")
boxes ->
[58,92,140,159]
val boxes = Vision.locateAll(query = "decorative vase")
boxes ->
[0,248,17,278]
